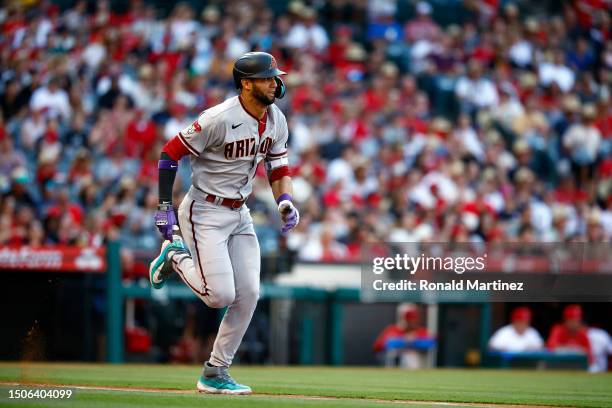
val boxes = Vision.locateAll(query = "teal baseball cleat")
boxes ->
[196,362,252,395]
[149,236,189,289]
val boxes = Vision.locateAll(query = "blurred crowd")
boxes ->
[0,0,611,269]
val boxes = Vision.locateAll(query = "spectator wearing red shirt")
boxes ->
[46,186,84,227]
[327,26,353,68]
[125,109,157,158]
[547,304,592,363]
[373,303,435,368]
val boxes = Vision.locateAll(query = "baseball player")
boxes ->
[148,52,299,394]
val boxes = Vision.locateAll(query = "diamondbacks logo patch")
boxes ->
[270,56,277,69]
[186,120,202,135]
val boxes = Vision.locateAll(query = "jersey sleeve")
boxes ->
[177,110,223,156]
[265,113,290,182]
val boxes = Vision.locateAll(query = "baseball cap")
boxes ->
[404,309,419,321]
[399,303,419,321]
[563,304,582,320]
[416,1,432,15]
[511,307,532,322]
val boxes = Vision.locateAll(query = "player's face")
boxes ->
[250,77,276,106]
[513,320,528,334]
[565,318,580,331]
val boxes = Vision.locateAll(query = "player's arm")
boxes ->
[265,119,298,234]
[154,137,190,241]
[155,114,208,241]
[270,175,292,202]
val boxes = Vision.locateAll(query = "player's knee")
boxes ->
[239,286,259,307]
[206,290,235,308]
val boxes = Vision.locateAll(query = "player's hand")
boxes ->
[154,204,177,241]
[278,200,299,234]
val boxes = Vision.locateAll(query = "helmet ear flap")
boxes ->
[274,76,285,99]
[233,67,242,89]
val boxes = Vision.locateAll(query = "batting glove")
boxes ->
[155,203,177,241]
[277,194,299,234]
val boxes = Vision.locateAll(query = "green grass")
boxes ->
[0,363,611,407]
[0,386,477,408]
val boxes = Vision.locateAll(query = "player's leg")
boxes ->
[175,198,253,394]
[197,208,260,395]
[208,226,260,367]
[174,198,238,308]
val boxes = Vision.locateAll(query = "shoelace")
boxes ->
[217,372,237,385]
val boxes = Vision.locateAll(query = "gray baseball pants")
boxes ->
[174,189,260,367]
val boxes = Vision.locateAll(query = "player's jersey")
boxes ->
[177,96,289,200]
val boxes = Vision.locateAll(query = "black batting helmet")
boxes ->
[233,52,286,99]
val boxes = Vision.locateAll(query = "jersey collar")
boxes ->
[238,95,268,124]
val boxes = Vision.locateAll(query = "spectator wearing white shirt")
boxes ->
[62,0,87,32]
[29,77,71,124]
[285,7,329,52]
[81,34,107,71]
[492,84,525,134]
[508,29,533,69]
[489,307,544,352]
[563,104,601,184]
[453,113,484,162]
[169,3,198,51]
[289,117,315,155]
[455,60,498,114]
[538,50,575,93]
[326,147,356,186]
[33,13,53,48]
[120,65,166,116]
[20,107,47,152]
